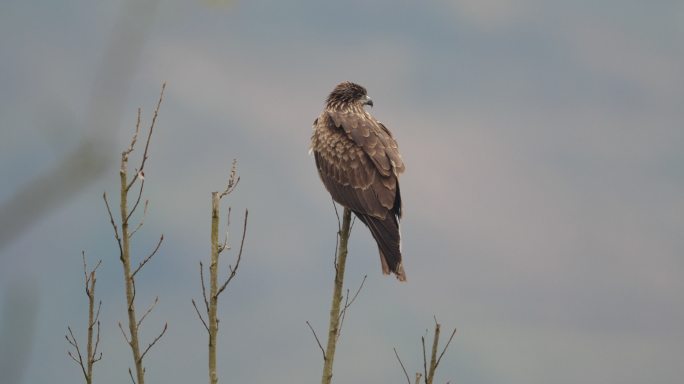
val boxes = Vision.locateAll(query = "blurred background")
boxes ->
[1,1,683,383]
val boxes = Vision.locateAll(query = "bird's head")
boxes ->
[326,81,373,109]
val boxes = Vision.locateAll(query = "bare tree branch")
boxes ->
[123,109,142,158]
[434,327,457,372]
[345,274,367,310]
[136,296,159,328]
[306,321,326,361]
[103,192,123,259]
[216,210,248,297]
[118,322,131,345]
[218,159,240,199]
[337,275,367,338]
[422,336,428,384]
[394,347,411,384]
[126,180,146,224]
[218,207,232,253]
[349,215,357,232]
[129,200,149,237]
[199,262,209,313]
[138,323,167,363]
[92,320,102,363]
[331,200,342,275]
[191,299,209,332]
[92,301,102,327]
[331,198,341,232]
[129,279,136,311]
[131,234,164,278]
[126,83,165,192]
[65,327,88,380]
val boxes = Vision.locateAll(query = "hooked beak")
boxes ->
[363,95,374,107]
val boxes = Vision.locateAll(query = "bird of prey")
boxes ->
[311,81,406,281]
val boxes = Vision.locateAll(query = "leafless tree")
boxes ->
[65,252,103,384]
[192,160,248,384]
[394,318,457,384]
[103,83,167,384]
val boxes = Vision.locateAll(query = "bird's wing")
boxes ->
[313,112,401,219]
[328,110,405,176]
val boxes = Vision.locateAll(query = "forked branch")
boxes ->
[193,161,248,384]
[65,252,103,384]
[394,319,457,384]
[106,83,166,384]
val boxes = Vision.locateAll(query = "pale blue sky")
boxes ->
[1,1,683,383]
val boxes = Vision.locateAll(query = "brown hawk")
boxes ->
[311,82,406,281]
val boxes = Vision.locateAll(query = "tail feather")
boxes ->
[354,212,406,281]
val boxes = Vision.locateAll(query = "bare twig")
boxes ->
[218,159,240,199]
[123,109,142,158]
[92,320,102,363]
[81,253,102,296]
[92,301,102,327]
[118,322,130,345]
[66,327,87,379]
[331,199,341,275]
[306,321,326,361]
[434,327,457,372]
[332,223,340,273]
[129,279,137,310]
[346,275,367,310]
[192,299,209,332]
[131,234,164,278]
[337,275,367,338]
[103,192,123,258]
[422,336,428,384]
[126,179,146,223]
[216,210,248,297]
[126,83,165,192]
[129,200,149,237]
[339,275,366,317]
[218,207,232,253]
[337,289,351,338]
[139,323,168,362]
[394,348,411,384]
[129,368,136,384]
[199,262,209,313]
[137,296,159,328]
[331,198,341,232]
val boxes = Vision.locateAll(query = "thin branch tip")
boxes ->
[306,321,326,360]
[394,347,411,384]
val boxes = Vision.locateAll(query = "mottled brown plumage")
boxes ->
[311,82,406,281]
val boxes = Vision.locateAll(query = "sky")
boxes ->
[1,1,683,383]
